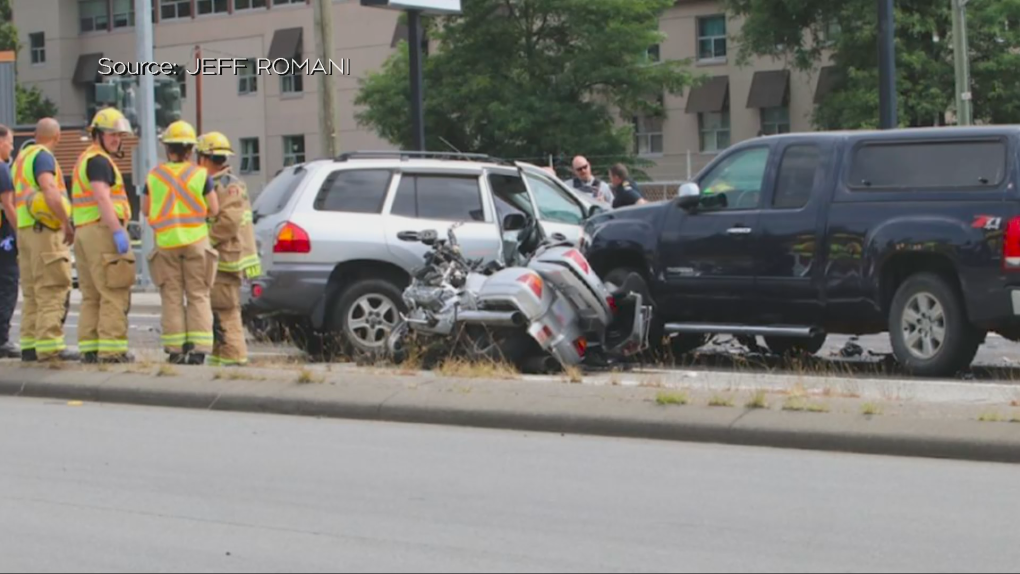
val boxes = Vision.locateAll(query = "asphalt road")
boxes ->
[0,397,1018,573]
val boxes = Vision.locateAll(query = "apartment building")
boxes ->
[12,0,835,192]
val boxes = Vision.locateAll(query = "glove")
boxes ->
[113,229,130,255]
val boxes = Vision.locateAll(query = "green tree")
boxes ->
[721,0,1020,129]
[354,0,696,177]
[0,0,16,54]
[0,0,60,124]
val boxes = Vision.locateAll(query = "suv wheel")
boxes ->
[331,279,407,358]
[888,273,983,377]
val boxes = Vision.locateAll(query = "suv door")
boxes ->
[385,171,502,271]
[519,168,588,243]
[656,145,774,323]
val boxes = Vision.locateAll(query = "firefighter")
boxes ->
[72,107,137,364]
[142,120,220,365]
[196,132,260,366]
[12,118,78,363]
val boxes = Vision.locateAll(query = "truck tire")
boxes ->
[765,334,826,357]
[330,278,407,359]
[888,273,983,377]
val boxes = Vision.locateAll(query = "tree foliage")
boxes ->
[721,0,1020,129]
[0,0,60,125]
[354,0,696,177]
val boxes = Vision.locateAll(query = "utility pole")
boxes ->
[951,0,973,125]
[877,0,898,129]
[313,0,340,157]
[135,0,157,289]
[407,9,426,151]
[194,45,203,135]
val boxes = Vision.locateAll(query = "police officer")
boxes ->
[570,155,614,205]
[196,131,259,367]
[0,124,19,358]
[71,108,136,364]
[12,118,77,363]
[142,120,220,365]
[608,163,648,209]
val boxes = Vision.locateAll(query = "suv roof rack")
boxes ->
[333,150,514,165]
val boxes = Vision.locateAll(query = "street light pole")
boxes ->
[135,0,157,289]
[951,0,973,126]
[407,9,426,152]
[878,0,898,129]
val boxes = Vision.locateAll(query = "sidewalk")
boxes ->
[1,360,1018,464]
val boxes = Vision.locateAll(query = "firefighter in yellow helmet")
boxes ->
[11,117,78,363]
[196,131,260,367]
[142,120,220,365]
[72,107,137,364]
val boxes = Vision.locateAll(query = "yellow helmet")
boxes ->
[161,120,198,145]
[91,107,133,135]
[196,132,235,157]
[28,191,71,230]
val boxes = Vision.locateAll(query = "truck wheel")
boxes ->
[888,273,983,377]
[330,278,407,359]
[765,334,826,357]
[604,268,667,358]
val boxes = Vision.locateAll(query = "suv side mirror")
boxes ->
[502,213,528,232]
[677,183,701,210]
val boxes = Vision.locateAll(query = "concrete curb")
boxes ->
[1,365,1018,464]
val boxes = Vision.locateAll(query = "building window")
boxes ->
[699,110,731,152]
[240,138,261,174]
[173,67,187,98]
[235,0,268,9]
[281,69,303,94]
[29,33,45,65]
[238,60,258,95]
[112,0,135,28]
[633,116,664,156]
[283,135,305,166]
[273,0,305,4]
[197,0,229,15]
[698,15,727,61]
[761,106,791,135]
[80,0,109,33]
[161,0,191,20]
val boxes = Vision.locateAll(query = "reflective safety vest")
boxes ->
[12,144,66,229]
[72,145,132,227]
[146,162,210,249]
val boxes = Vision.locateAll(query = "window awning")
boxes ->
[685,75,729,114]
[814,66,842,104]
[267,27,303,61]
[72,52,104,85]
[746,70,789,109]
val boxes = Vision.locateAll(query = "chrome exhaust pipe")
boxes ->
[456,310,527,327]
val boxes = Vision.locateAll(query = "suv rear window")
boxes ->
[252,165,308,218]
[849,139,1007,190]
[314,169,394,213]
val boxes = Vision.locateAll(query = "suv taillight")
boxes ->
[274,222,311,254]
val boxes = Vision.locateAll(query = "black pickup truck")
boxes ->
[580,126,1020,377]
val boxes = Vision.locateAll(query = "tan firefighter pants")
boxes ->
[74,223,136,358]
[148,239,218,355]
[17,225,72,359]
[211,270,247,366]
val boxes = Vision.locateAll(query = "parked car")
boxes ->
[580,126,1020,377]
[242,151,605,357]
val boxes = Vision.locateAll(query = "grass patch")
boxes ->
[656,391,689,406]
[296,368,324,385]
[861,403,883,416]
[783,397,830,413]
[978,412,1004,423]
[745,391,769,410]
[708,394,735,407]
[156,364,177,377]
[213,370,267,382]
[637,378,665,389]
[562,365,584,384]
[436,358,519,380]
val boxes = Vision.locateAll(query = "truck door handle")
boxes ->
[726,227,752,235]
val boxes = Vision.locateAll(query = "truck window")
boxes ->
[849,140,1007,190]
[772,145,821,209]
[699,147,770,211]
[313,169,394,213]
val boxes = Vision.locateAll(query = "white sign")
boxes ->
[360,0,462,15]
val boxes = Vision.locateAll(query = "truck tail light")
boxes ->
[274,222,311,254]
[517,273,543,299]
[1004,217,1020,271]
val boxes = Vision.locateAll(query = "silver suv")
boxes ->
[244,151,606,357]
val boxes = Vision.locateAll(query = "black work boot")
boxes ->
[168,353,188,365]
[82,352,99,365]
[21,349,37,362]
[99,352,135,364]
[186,353,206,366]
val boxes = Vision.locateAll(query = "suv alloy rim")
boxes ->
[901,291,946,360]
[347,294,400,349]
